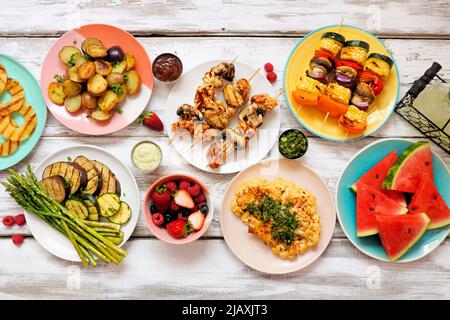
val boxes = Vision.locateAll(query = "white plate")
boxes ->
[221,158,336,274]
[25,145,139,262]
[165,60,281,174]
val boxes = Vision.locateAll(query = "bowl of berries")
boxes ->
[143,174,213,244]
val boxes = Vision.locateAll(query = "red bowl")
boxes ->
[143,173,214,244]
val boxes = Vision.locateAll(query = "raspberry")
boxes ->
[14,214,26,226]
[12,234,24,246]
[2,216,15,227]
[166,181,177,192]
[264,63,274,72]
[152,213,164,226]
[187,184,201,197]
[266,72,277,83]
[179,180,191,190]
[194,192,206,203]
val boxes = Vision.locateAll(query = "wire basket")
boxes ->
[395,71,449,154]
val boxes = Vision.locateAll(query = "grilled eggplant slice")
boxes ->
[108,201,131,225]
[40,176,68,203]
[42,162,87,194]
[73,156,101,195]
[65,198,89,220]
[97,193,121,217]
[93,160,121,196]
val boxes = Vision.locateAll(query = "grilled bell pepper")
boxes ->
[338,105,367,133]
[359,70,384,95]
[292,89,318,106]
[317,95,348,117]
[336,59,362,71]
[314,50,336,67]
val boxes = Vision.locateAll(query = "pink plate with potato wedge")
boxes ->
[40,24,153,135]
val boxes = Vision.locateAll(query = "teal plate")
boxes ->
[336,138,450,262]
[0,54,47,170]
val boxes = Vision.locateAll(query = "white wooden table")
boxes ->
[1,0,449,299]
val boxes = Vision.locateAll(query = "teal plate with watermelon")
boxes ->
[336,138,450,262]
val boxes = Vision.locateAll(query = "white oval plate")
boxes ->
[221,158,336,274]
[25,145,139,262]
[165,60,281,174]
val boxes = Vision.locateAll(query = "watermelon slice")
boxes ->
[350,151,406,206]
[382,141,433,193]
[375,212,430,261]
[356,182,408,237]
[409,175,450,229]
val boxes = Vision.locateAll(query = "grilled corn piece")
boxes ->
[297,75,326,96]
[325,83,352,105]
[338,105,367,133]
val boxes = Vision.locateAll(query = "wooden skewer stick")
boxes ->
[248,67,260,83]
[231,56,237,64]
[275,89,284,100]
[168,133,177,145]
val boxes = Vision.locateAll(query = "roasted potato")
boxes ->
[124,53,136,71]
[116,84,127,103]
[125,70,141,95]
[58,46,82,65]
[77,61,96,80]
[67,66,84,83]
[87,74,108,96]
[81,92,98,111]
[106,72,124,86]
[98,90,118,112]
[75,54,89,67]
[48,82,66,105]
[86,45,107,59]
[62,80,82,97]
[64,94,82,113]
[111,60,126,73]
[91,109,112,121]
[95,60,112,76]
[81,38,104,54]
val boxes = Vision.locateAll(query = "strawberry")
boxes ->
[188,210,206,231]
[194,192,206,203]
[137,111,164,132]
[178,180,191,190]
[170,199,180,211]
[174,189,195,209]
[166,219,192,239]
[187,183,201,197]
[166,181,177,193]
[152,184,171,213]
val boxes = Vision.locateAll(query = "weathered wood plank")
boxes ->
[0,238,448,299]
[1,1,450,37]
[1,37,449,139]
[1,136,448,238]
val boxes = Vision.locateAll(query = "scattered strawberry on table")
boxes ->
[137,111,164,132]
[150,179,208,239]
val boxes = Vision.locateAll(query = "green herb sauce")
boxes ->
[279,130,308,159]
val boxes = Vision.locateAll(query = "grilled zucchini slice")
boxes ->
[97,193,121,217]
[73,156,101,195]
[93,160,121,196]
[80,193,100,221]
[42,162,87,194]
[65,198,89,220]
[107,201,131,225]
[40,176,68,203]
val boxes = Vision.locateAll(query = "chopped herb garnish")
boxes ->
[54,74,64,84]
[67,156,72,161]
[116,107,123,115]
[123,73,128,80]
[278,129,308,159]
[67,53,77,67]
[111,83,124,95]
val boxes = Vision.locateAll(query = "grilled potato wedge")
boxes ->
[86,45,107,59]
[81,92,98,111]
[73,155,101,195]
[124,53,136,71]
[81,38,104,54]
[0,78,25,116]
[93,160,121,196]
[62,80,82,97]
[48,82,66,105]
[98,90,118,112]
[67,66,85,83]
[58,46,82,65]
[77,61,96,80]
[111,60,126,73]
[75,54,89,67]
[40,176,68,203]
[64,94,82,113]
[124,70,141,95]
[91,109,112,121]
[87,74,107,96]
[95,60,112,76]
[0,140,19,157]
[0,64,7,93]
[0,102,37,141]
[42,162,87,194]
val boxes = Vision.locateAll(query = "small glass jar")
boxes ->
[340,40,370,66]
[319,32,346,57]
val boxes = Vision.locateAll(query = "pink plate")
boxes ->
[40,24,153,135]
[143,174,214,244]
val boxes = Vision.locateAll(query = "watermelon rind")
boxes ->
[382,141,429,191]
[391,213,430,261]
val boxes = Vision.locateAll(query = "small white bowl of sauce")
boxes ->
[131,141,162,173]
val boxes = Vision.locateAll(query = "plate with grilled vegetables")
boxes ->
[40,24,153,135]
[25,145,139,262]
[0,54,47,170]
[284,24,400,141]
[166,60,281,174]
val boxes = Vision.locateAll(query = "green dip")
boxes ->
[278,129,308,159]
